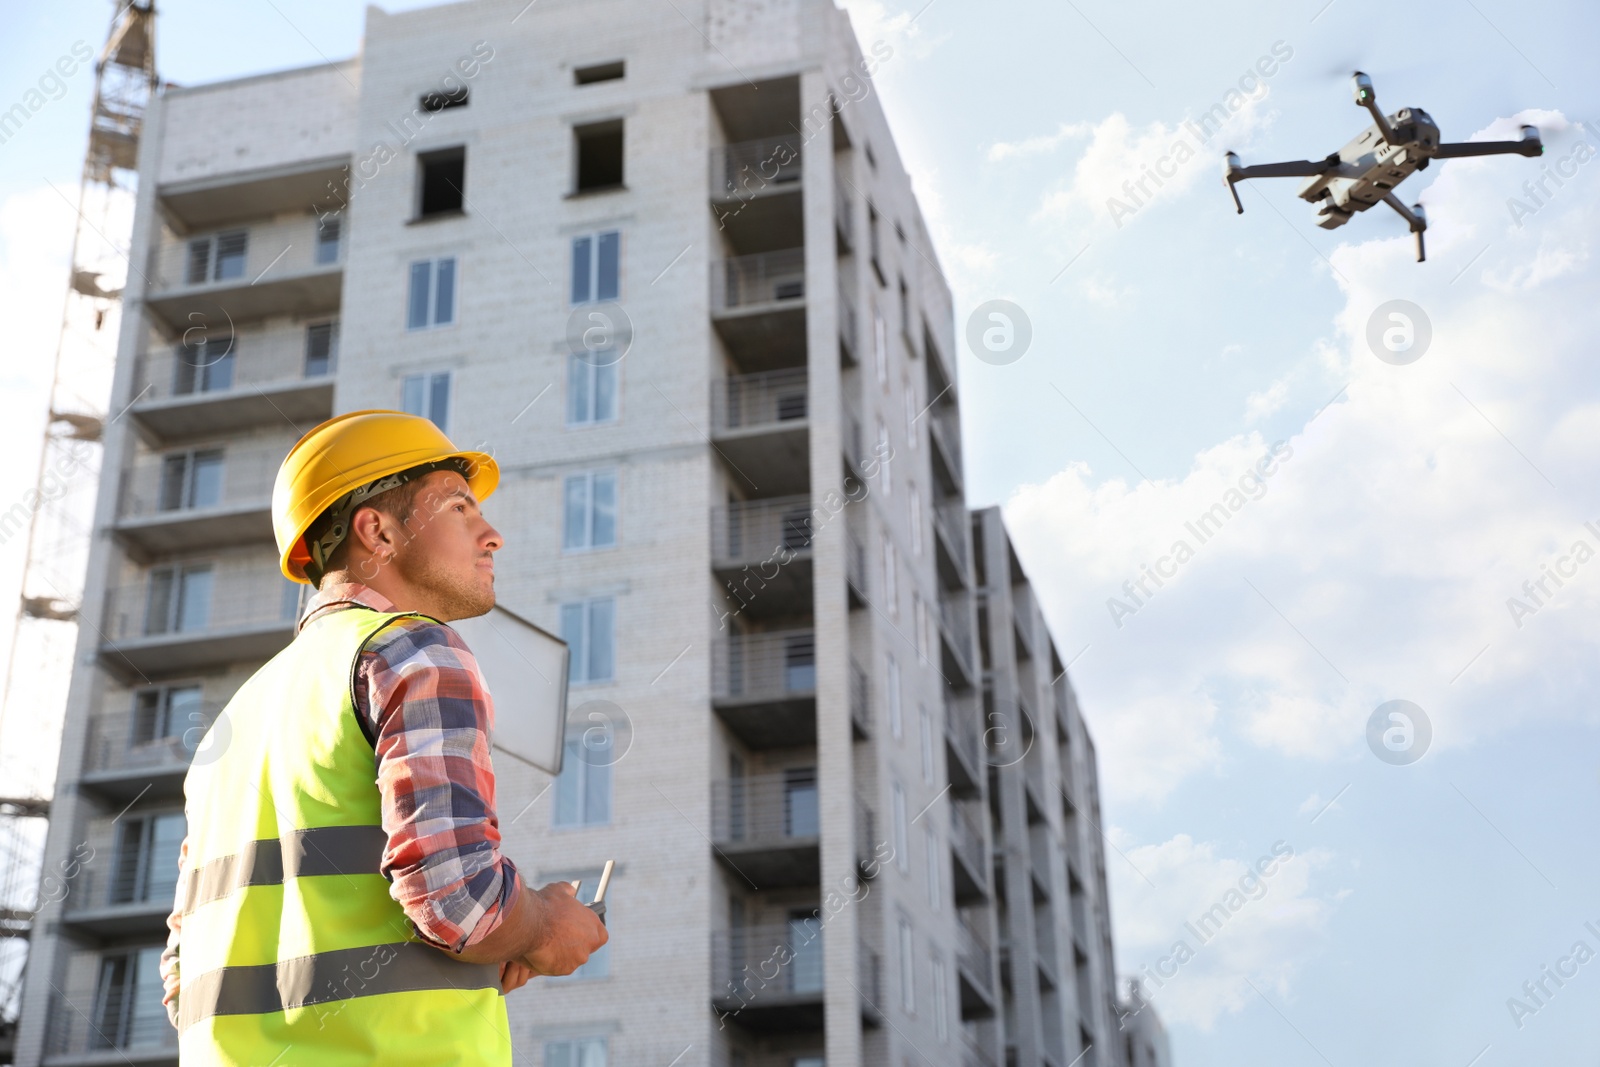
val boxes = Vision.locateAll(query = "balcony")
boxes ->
[44,983,177,1066]
[956,916,998,1018]
[710,248,806,370]
[712,921,825,1032]
[933,500,973,592]
[145,215,343,331]
[99,564,299,679]
[949,802,990,904]
[711,629,816,749]
[938,593,978,690]
[711,773,820,888]
[854,795,877,876]
[850,660,871,739]
[710,370,809,496]
[710,137,804,256]
[113,444,280,555]
[128,325,336,443]
[835,180,854,253]
[61,816,183,937]
[846,529,868,609]
[838,282,858,365]
[79,705,220,803]
[945,694,983,798]
[712,495,814,622]
[1012,588,1035,661]
[929,408,964,495]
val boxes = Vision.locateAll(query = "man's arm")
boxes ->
[361,618,606,971]
[160,835,187,1027]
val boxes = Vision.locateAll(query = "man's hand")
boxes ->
[522,882,608,977]
[499,959,535,995]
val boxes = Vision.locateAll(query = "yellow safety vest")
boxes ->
[176,606,513,1065]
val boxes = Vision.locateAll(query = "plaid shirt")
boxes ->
[162,583,523,1012]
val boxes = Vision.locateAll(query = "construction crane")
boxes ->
[0,4,156,1058]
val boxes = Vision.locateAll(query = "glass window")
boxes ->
[910,487,923,557]
[563,470,618,551]
[887,654,901,739]
[789,911,823,993]
[315,215,342,264]
[892,783,908,874]
[925,824,941,911]
[920,704,935,784]
[406,257,458,329]
[567,354,619,425]
[571,230,621,305]
[561,597,616,684]
[554,733,612,828]
[213,231,247,280]
[933,957,949,1042]
[544,1036,608,1067]
[882,534,897,617]
[898,917,915,1014]
[401,371,451,431]
[91,946,167,1050]
[110,812,184,905]
[305,322,338,376]
[784,767,818,838]
[145,564,212,635]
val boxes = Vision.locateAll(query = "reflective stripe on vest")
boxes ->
[178,606,512,1065]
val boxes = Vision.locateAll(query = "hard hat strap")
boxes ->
[305,457,472,576]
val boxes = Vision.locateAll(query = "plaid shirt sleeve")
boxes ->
[356,615,524,954]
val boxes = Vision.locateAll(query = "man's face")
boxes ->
[387,470,502,620]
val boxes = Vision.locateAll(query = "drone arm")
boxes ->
[1434,126,1543,159]
[1224,152,1339,214]
[1381,192,1428,262]
[1351,72,1399,144]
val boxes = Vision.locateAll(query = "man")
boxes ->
[159,410,607,1064]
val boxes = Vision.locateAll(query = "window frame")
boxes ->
[400,369,452,432]
[566,353,620,427]
[562,596,617,686]
[562,468,619,552]
[570,230,622,306]
[406,256,459,331]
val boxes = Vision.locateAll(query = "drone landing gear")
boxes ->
[1381,192,1428,262]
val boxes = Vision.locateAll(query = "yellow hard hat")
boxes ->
[273,409,499,583]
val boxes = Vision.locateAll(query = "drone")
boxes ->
[1223,72,1542,261]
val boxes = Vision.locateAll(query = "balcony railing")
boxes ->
[711,773,820,845]
[104,565,301,643]
[711,248,806,311]
[84,706,221,776]
[712,921,825,997]
[44,981,177,1058]
[838,282,858,363]
[118,444,282,519]
[133,324,337,406]
[847,530,868,604]
[946,695,982,780]
[64,818,183,916]
[957,915,995,995]
[950,802,988,888]
[835,181,854,250]
[711,368,808,433]
[150,215,341,295]
[939,594,976,679]
[712,495,814,567]
[711,629,816,702]
[710,136,803,202]
[935,500,971,574]
[929,409,964,490]
[850,660,870,737]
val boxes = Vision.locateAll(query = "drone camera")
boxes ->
[1518,125,1543,156]
[1352,72,1374,104]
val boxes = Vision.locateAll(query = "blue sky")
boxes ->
[2,0,1598,1063]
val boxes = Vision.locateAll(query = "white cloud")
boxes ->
[1243,378,1290,422]
[1108,833,1338,1029]
[987,121,1093,163]
[1032,88,1280,231]
[1004,111,1600,806]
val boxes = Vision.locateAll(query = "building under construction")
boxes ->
[0,4,157,1062]
[5,2,1170,1066]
